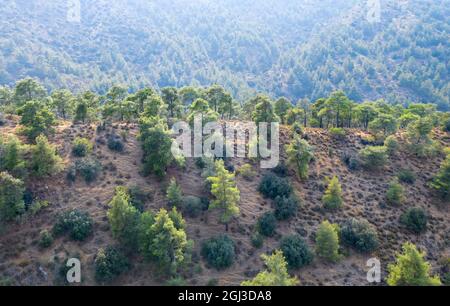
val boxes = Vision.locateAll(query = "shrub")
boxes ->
[322,176,343,210]
[360,134,376,145]
[166,178,183,207]
[280,235,314,269]
[400,208,428,234]
[291,122,303,136]
[271,162,289,177]
[75,157,102,183]
[286,137,314,180]
[128,185,150,212]
[274,195,300,221]
[201,235,235,270]
[251,233,264,249]
[257,212,277,237]
[340,218,379,253]
[39,229,53,248]
[359,146,388,170]
[386,179,405,206]
[107,135,125,152]
[72,137,93,157]
[195,157,207,169]
[384,135,399,156]
[329,127,346,140]
[95,247,130,283]
[342,152,361,171]
[397,169,416,184]
[53,209,93,241]
[315,221,341,262]
[238,164,256,181]
[258,173,292,199]
[182,196,203,218]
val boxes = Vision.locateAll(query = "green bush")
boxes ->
[166,178,183,207]
[274,195,300,220]
[107,135,124,152]
[258,173,292,199]
[53,209,93,241]
[238,164,256,181]
[182,196,204,218]
[75,157,102,183]
[257,212,277,237]
[398,169,416,184]
[251,233,264,249]
[95,247,130,283]
[72,137,93,157]
[329,127,346,139]
[201,235,235,270]
[359,146,388,170]
[384,135,399,156]
[322,176,343,210]
[128,185,150,212]
[340,218,379,253]
[386,179,405,206]
[39,229,54,248]
[280,235,314,269]
[401,208,428,234]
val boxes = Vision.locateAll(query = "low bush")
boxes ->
[128,185,150,212]
[257,212,277,237]
[75,157,102,183]
[280,234,314,269]
[329,127,346,139]
[384,136,399,156]
[238,164,256,181]
[400,208,428,234]
[251,233,264,249]
[95,246,130,283]
[182,196,204,218]
[53,209,93,241]
[258,173,292,199]
[340,218,379,253]
[107,135,124,152]
[274,195,300,221]
[359,146,388,170]
[271,162,289,177]
[201,235,236,270]
[72,137,93,157]
[386,179,405,206]
[397,169,416,184]
[39,229,54,248]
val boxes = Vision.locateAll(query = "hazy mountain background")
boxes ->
[0,0,448,109]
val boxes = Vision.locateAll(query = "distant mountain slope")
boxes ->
[0,0,448,108]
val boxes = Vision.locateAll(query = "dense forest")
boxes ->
[0,0,448,109]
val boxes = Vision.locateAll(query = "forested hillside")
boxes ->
[0,0,448,108]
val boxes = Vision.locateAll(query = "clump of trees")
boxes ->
[387,242,441,286]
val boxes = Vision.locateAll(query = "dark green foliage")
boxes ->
[251,233,264,249]
[0,172,25,223]
[128,185,149,212]
[201,235,235,270]
[430,154,450,201]
[95,247,130,283]
[73,157,102,183]
[39,230,53,248]
[72,137,93,157]
[398,169,416,184]
[53,209,93,241]
[258,173,292,199]
[340,218,379,253]
[182,196,204,218]
[274,195,300,221]
[359,146,388,170]
[280,235,314,269]
[401,208,428,234]
[257,212,277,237]
[107,135,124,152]
[271,163,289,177]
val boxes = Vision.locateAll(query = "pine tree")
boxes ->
[0,172,25,223]
[387,242,441,286]
[286,136,314,180]
[207,160,240,231]
[386,179,405,206]
[322,176,343,209]
[30,135,63,177]
[315,220,341,262]
[107,187,140,249]
[166,178,183,207]
[0,135,27,178]
[430,154,450,201]
[18,101,57,141]
[241,250,298,286]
